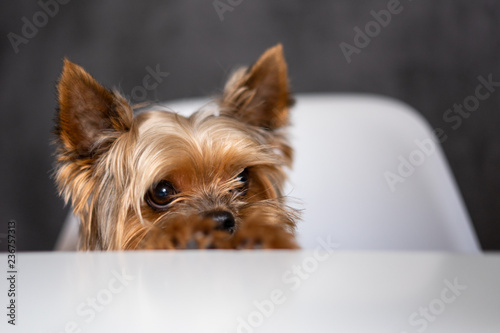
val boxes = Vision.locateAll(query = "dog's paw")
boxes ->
[138,215,298,250]
[138,216,231,250]
[230,222,299,249]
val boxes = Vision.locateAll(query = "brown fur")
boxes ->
[53,44,299,250]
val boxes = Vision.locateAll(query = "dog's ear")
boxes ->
[220,44,293,130]
[55,59,133,159]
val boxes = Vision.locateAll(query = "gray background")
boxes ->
[1,0,499,251]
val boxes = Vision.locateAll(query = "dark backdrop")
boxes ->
[1,0,499,251]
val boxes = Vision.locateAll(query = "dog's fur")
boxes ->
[53,44,299,250]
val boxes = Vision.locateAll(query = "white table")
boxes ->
[1,250,499,332]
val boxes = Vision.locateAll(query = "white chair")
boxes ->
[55,94,480,252]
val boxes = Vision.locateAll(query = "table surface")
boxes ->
[1,250,499,333]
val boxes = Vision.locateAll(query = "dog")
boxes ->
[53,44,299,250]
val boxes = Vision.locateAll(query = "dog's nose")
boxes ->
[205,211,235,232]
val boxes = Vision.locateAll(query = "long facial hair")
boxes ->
[53,44,298,250]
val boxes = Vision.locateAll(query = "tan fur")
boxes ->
[54,44,299,250]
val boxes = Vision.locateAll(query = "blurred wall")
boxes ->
[0,0,498,250]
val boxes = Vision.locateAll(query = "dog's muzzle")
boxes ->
[204,211,236,233]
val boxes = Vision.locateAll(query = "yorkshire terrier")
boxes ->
[53,44,299,250]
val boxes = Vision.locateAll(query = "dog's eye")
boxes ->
[234,168,249,195]
[146,180,176,210]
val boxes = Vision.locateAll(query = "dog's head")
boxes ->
[54,44,296,250]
